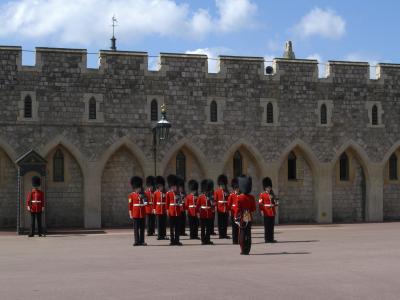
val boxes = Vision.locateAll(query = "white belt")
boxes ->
[31,200,42,203]
[201,206,211,209]
[261,204,273,207]
[133,204,145,207]
[189,205,196,208]
[231,204,236,207]
[218,201,227,203]
[170,203,179,206]
[156,202,166,205]
[147,202,153,205]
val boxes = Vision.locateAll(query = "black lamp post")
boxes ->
[153,103,171,176]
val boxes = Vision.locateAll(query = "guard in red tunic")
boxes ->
[166,175,182,246]
[236,176,256,255]
[184,179,199,239]
[196,179,215,245]
[227,178,239,244]
[215,174,230,239]
[26,176,45,237]
[177,177,187,236]
[128,176,147,246]
[259,177,278,243]
[154,176,168,240]
[145,176,156,236]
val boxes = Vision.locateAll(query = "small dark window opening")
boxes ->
[266,102,274,124]
[53,149,65,182]
[89,97,97,120]
[233,151,243,178]
[372,105,378,125]
[288,151,297,180]
[151,99,158,121]
[210,101,218,122]
[389,153,398,180]
[176,151,186,181]
[320,104,327,125]
[339,152,349,181]
[24,95,32,118]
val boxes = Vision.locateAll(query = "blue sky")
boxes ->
[0,0,398,71]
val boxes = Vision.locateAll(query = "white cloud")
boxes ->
[306,53,322,62]
[0,0,257,46]
[186,47,232,73]
[294,7,346,39]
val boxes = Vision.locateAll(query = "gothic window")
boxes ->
[389,153,398,180]
[339,152,349,181]
[210,101,218,122]
[233,151,243,178]
[266,102,274,124]
[320,104,327,125]
[176,151,186,181]
[24,95,32,118]
[53,149,65,182]
[287,151,297,180]
[372,105,378,125]
[151,99,158,121]
[89,97,97,120]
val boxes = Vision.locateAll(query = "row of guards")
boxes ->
[128,174,279,255]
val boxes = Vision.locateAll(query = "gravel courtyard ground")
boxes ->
[1,223,399,300]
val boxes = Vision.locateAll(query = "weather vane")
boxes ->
[110,15,118,51]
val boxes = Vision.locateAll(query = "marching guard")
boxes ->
[215,174,230,239]
[227,178,239,244]
[145,176,156,236]
[154,176,168,240]
[197,179,215,245]
[178,177,187,236]
[184,179,199,239]
[128,176,147,246]
[259,177,278,243]
[166,175,183,246]
[236,176,256,255]
[26,176,45,237]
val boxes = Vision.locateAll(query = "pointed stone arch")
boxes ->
[277,139,319,174]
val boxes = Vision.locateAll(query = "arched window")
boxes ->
[320,104,327,125]
[233,151,243,178]
[53,149,64,182]
[89,97,97,120]
[389,153,398,180]
[24,95,32,118]
[210,101,218,122]
[151,99,158,121]
[339,152,349,181]
[176,150,186,181]
[372,105,378,125]
[287,151,297,180]
[266,102,274,124]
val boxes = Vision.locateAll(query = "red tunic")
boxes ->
[26,189,45,213]
[237,194,256,222]
[184,193,198,217]
[259,192,276,217]
[214,188,229,213]
[196,194,214,219]
[145,188,155,214]
[128,192,146,219]
[227,192,239,218]
[166,190,182,217]
[154,190,167,215]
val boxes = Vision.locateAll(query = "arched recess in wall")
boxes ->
[0,140,18,228]
[100,143,145,227]
[330,141,370,223]
[277,139,319,224]
[161,139,207,186]
[381,141,400,221]
[42,142,85,228]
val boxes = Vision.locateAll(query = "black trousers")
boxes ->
[231,216,239,244]
[210,214,216,234]
[188,215,199,239]
[169,216,181,244]
[30,212,42,236]
[239,222,252,255]
[157,214,167,239]
[133,218,145,245]
[200,218,212,244]
[180,211,187,235]
[147,214,156,235]
[217,212,229,238]
[264,216,275,242]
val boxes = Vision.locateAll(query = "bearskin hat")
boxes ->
[206,179,214,192]
[238,175,252,194]
[155,176,165,187]
[262,177,273,189]
[130,176,143,189]
[177,176,185,188]
[146,176,155,187]
[32,176,41,187]
[167,174,178,187]
[188,179,198,191]
[217,174,228,186]
[200,179,208,193]
[231,177,239,189]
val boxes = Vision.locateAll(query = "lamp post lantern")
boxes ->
[153,103,171,176]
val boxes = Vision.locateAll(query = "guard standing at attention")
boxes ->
[166,175,182,246]
[259,177,278,243]
[227,178,239,244]
[215,174,230,239]
[184,179,199,239]
[154,176,168,240]
[26,176,45,237]
[236,176,256,255]
[145,176,156,236]
[178,177,187,236]
[128,176,147,246]
[196,179,215,245]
